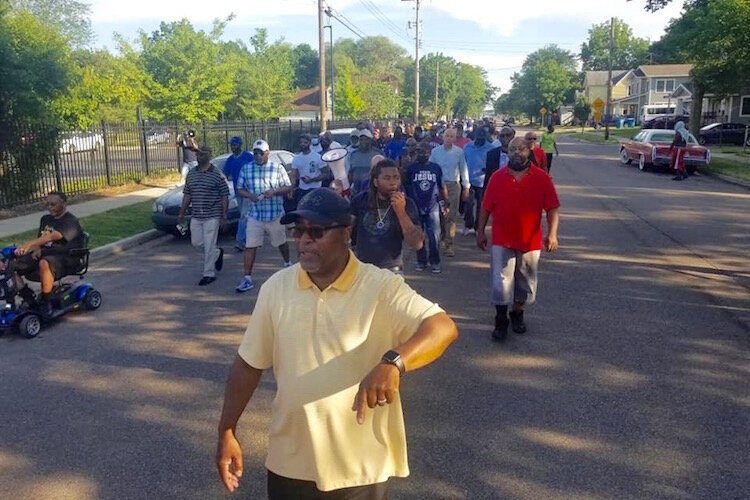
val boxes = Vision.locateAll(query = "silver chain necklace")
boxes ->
[376,198,391,229]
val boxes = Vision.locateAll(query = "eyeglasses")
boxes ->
[528,136,538,140]
[292,225,347,240]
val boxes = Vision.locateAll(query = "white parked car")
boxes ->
[59,131,104,154]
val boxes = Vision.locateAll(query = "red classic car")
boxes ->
[619,129,711,173]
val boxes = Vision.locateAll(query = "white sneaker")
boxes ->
[283,261,293,268]
[461,226,470,236]
[415,263,426,271]
[431,264,442,274]
[236,276,254,293]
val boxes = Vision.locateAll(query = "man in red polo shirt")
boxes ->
[476,137,560,341]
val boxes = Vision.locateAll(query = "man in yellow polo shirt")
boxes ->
[216,188,458,498]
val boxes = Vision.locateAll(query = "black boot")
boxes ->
[492,305,508,342]
[509,309,527,334]
[38,293,54,318]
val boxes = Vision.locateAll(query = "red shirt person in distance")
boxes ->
[476,137,560,341]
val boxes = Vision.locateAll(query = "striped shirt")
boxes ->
[237,160,291,222]
[183,165,230,220]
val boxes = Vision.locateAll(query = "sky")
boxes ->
[88,0,687,95]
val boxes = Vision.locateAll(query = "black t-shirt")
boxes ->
[181,137,198,163]
[350,192,420,269]
[38,212,84,260]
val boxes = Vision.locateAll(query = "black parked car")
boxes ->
[698,122,750,146]
[641,115,689,130]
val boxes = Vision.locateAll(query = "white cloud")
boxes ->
[427,0,685,40]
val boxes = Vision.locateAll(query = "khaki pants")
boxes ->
[441,181,461,249]
[190,217,221,277]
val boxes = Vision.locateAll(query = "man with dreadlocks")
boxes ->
[350,159,423,273]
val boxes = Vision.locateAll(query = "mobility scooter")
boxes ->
[0,232,102,338]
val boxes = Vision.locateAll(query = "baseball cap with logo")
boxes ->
[252,139,269,152]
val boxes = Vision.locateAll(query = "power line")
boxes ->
[357,0,410,43]
[326,8,367,39]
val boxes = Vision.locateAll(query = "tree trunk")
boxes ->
[689,80,705,137]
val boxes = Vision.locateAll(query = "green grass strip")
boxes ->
[0,199,156,249]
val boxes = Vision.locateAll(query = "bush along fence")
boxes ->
[0,119,362,208]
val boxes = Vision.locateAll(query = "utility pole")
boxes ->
[434,60,439,120]
[318,0,327,131]
[604,16,614,141]
[404,0,421,124]
[325,8,334,122]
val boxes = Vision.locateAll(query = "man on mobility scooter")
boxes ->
[0,191,101,338]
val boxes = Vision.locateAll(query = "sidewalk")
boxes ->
[0,187,169,238]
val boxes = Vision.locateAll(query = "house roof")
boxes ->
[611,70,632,85]
[670,82,693,98]
[291,87,323,112]
[584,70,628,86]
[633,64,694,77]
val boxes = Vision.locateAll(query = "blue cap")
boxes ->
[280,188,352,227]
[230,136,242,146]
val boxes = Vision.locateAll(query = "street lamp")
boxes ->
[324,9,335,122]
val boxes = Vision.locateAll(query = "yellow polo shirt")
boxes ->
[238,251,443,491]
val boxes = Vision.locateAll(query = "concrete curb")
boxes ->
[697,168,750,189]
[91,229,173,260]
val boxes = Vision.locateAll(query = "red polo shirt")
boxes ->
[482,165,560,252]
[532,147,547,171]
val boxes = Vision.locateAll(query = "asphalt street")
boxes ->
[0,135,748,499]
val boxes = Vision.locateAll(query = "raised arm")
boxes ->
[216,355,263,493]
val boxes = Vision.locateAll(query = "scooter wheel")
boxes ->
[84,289,102,310]
[19,314,41,339]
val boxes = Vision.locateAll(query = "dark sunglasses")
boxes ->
[292,225,347,240]
[528,136,538,140]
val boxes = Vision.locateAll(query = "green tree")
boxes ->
[573,96,592,129]
[222,29,296,120]
[652,0,750,134]
[580,18,650,70]
[137,19,234,122]
[0,9,72,123]
[506,45,578,122]
[291,43,319,89]
[10,0,92,47]
[54,49,148,127]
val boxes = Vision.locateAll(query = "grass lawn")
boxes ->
[711,145,750,157]
[0,199,156,249]
[704,157,750,182]
[555,126,641,143]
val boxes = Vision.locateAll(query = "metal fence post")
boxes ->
[136,107,149,176]
[224,118,230,154]
[243,119,248,149]
[101,119,112,185]
[175,124,182,170]
[288,120,292,151]
[202,119,207,146]
[53,150,63,193]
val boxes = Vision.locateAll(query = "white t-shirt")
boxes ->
[292,151,327,190]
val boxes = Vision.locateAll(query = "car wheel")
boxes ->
[18,314,42,339]
[619,148,632,165]
[638,154,648,171]
[698,136,707,145]
[84,289,102,310]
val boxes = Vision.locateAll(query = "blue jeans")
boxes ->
[417,210,441,266]
[235,198,249,247]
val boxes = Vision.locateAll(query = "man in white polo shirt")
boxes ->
[216,188,458,498]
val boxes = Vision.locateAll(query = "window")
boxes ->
[655,79,675,93]
[741,96,750,117]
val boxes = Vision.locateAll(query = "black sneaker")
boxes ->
[198,276,216,286]
[671,175,684,181]
[509,310,527,334]
[492,313,509,342]
[215,248,224,271]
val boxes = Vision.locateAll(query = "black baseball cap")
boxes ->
[280,188,352,227]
